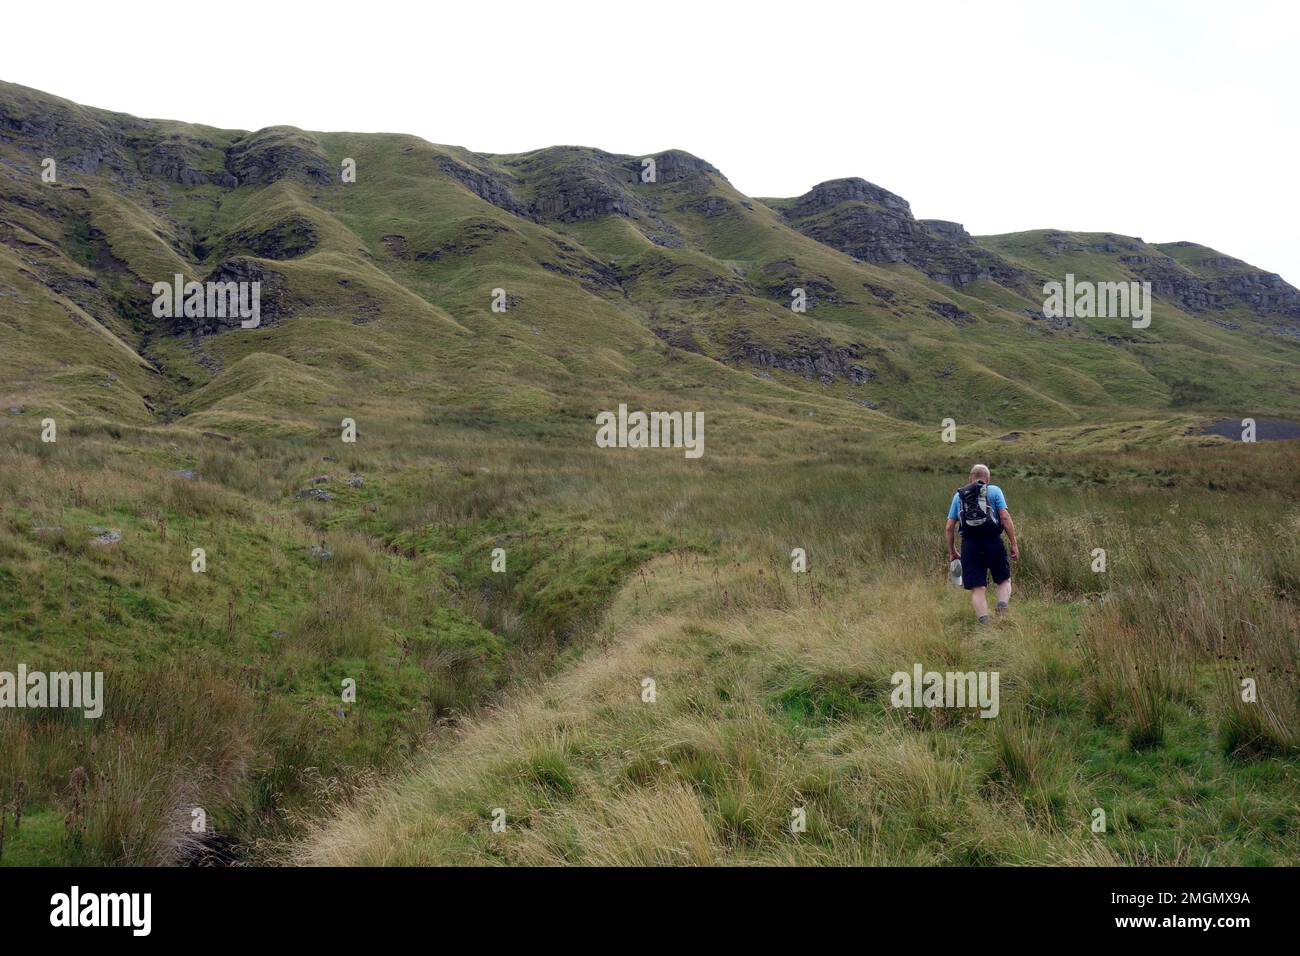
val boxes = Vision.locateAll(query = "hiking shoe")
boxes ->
[977,614,990,625]
[995,602,1009,615]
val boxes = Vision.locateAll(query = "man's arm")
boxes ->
[945,518,958,561]
[999,509,1019,559]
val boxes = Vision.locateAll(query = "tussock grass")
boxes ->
[295,501,1299,866]
[2,79,1297,866]
[3,414,1299,865]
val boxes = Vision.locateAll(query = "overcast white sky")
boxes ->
[7,0,1297,282]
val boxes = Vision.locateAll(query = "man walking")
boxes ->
[945,464,1019,624]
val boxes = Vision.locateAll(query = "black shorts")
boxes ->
[960,533,1010,590]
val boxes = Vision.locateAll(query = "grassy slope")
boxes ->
[4,79,1298,440]
[0,82,1297,865]
[296,444,1299,866]
[977,230,1300,414]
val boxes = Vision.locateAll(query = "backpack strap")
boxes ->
[958,480,1000,535]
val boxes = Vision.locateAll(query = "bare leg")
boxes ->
[970,587,989,619]
[996,579,1011,606]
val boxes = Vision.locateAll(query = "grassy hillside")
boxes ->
[3,79,1298,438]
[295,443,1298,866]
[0,81,1296,866]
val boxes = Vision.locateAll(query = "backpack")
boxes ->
[957,481,1001,536]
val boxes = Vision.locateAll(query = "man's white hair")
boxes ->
[970,463,990,481]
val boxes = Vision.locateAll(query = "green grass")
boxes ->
[0,79,1296,866]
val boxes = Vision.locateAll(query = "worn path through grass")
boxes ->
[294,552,1298,866]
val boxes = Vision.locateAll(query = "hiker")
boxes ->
[945,464,1019,624]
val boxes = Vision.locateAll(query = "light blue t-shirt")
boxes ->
[948,484,1007,521]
